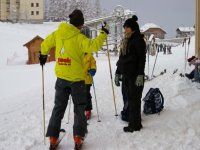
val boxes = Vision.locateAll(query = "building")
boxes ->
[176,27,195,38]
[140,23,166,39]
[0,0,43,23]
[23,35,55,64]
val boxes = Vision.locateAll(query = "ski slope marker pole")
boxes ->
[184,38,187,72]
[92,77,101,122]
[186,37,191,61]
[41,65,46,145]
[66,96,72,124]
[103,22,118,117]
[151,47,159,79]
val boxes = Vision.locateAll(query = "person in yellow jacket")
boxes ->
[39,9,109,150]
[83,53,96,120]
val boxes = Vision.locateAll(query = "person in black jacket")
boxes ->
[115,15,146,132]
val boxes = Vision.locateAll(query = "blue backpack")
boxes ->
[143,88,164,114]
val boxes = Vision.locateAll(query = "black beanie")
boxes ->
[69,9,84,27]
[123,15,140,31]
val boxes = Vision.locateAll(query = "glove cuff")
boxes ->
[101,28,109,34]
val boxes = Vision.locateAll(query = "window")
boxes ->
[36,11,39,15]
[31,3,34,7]
[36,3,39,7]
[31,11,34,15]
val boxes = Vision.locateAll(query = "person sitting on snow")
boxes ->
[185,56,200,82]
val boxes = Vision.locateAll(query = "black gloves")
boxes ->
[101,22,109,34]
[39,52,47,66]
[115,74,121,86]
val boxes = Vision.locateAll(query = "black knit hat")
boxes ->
[69,9,84,27]
[123,15,139,31]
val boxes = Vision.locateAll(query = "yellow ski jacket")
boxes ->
[83,53,96,84]
[41,22,107,82]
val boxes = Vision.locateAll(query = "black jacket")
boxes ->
[116,31,146,77]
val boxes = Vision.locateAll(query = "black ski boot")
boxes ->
[74,136,83,150]
[74,143,82,150]
[123,124,143,133]
[123,126,134,133]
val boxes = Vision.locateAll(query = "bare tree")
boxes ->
[8,4,18,23]
[45,0,104,21]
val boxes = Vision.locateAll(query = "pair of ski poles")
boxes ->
[85,22,118,117]
[66,76,101,124]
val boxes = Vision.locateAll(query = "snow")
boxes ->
[177,27,195,32]
[0,22,200,150]
[140,23,164,33]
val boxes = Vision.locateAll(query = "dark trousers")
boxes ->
[186,69,195,79]
[194,63,200,82]
[46,78,87,138]
[122,79,128,111]
[121,77,129,121]
[85,84,92,111]
[124,75,144,128]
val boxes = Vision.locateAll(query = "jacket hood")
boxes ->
[131,30,144,39]
[57,22,80,40]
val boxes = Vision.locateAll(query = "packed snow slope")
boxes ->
[0,22,200,150]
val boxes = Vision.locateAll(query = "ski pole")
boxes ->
[151,47,159,79]
[184,38,187,72]
[41,65,46,145]
[91,77,101,122]
[186,37,191,61]
[103,22,118,117]
[147,44,150,79]
[66,95,72,124]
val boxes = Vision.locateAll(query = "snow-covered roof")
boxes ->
[177,27,194,32]
[124,9,136,16]
[140,23,163,32]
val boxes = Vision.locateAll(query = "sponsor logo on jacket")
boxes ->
[57,58,71,65]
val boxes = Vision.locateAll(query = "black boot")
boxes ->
[133,124,143,131]
[123,126,134,133]
[123,124,143,133]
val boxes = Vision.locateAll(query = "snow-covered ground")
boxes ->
[0,22,200,150]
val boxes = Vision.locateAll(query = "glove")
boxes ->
[88,69,96,76]
[101,22,109,34]
[115,74,121,86]
[39,52,47,66]
[135,75,144,86]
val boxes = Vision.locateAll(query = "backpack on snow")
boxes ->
[143,88,164,114]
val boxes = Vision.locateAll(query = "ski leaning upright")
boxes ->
[49,129,66,150]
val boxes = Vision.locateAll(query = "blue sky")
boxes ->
[100,0,195,38]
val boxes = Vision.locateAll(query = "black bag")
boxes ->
[143,88,164,114]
